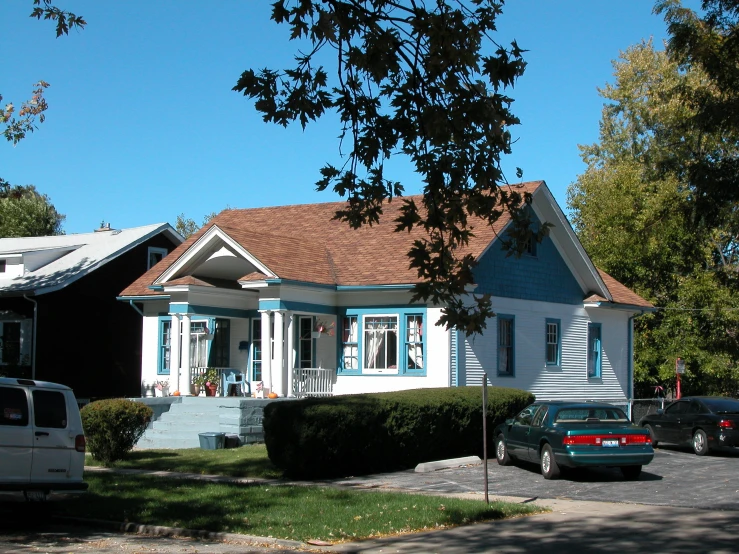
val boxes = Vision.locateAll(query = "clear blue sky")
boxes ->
[2,1,701,235]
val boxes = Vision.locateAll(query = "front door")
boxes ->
[29,388,73,483]
[507,405,538,460]
[0,385,32,483]
[298,316,313,369]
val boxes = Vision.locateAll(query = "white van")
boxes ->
[0,377,87,501]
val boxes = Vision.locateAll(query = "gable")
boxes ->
[473,214,584,305]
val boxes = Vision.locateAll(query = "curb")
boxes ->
[52,515,309,550]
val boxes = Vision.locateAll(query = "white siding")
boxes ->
[461,297,631,402]
[141,315,161,394]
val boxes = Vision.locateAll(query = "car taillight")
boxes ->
[75,434,86,453]
[719,420,735,429]
[563,434,651,445]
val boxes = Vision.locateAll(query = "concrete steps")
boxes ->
[133,396,276,449]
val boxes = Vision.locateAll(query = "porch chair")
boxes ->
[221,369,248,397]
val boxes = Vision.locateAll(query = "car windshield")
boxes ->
[701,398,739,414]
[554,407,629,422]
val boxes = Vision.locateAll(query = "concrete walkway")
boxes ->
[64,466,739,553]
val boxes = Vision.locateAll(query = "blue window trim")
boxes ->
[250,317,262,382]
[545,318,561,366]
[404,313,425,376]
[588,322,602,379]
[157,316,171,376]
[337,307,427,376]
[497,314,515,377]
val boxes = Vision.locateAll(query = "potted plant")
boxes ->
[155,380,169,397]
[192,372,208,396]
[202,368,220,396]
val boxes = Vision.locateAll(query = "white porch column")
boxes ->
[181,314,192,395]
[286,312,295,397]
[169,314,181,395]
[273,310,285,397]
[260,310,272,393]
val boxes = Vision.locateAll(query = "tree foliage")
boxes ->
[0,181,65,237]
[175,210,223,239]
[568,40,739,397]
[655,0,739,225]
[235,0,533,335]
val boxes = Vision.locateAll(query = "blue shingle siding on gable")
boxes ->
[473,226,583,305]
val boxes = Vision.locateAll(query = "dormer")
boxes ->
[0,254,23,280]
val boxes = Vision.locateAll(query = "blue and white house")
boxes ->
[119,181,653,403]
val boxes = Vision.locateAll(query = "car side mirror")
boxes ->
[505,418,513,426]
[655,409,664,415]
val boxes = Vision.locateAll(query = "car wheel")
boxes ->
[644,424,658,448]
[693,429,710,456]
[621,465,642,480]
[540,444,560,480]
[496,434,512,466]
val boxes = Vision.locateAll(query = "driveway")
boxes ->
[335,445,739,510]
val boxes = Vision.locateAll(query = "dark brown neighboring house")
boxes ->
[0,223,182,399]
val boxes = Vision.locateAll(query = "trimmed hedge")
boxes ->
[81,398,153,466]
[263,386,534,479]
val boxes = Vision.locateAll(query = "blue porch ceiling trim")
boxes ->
[168,304,252,318]
[117,295,170,301]
[259,299,335,314]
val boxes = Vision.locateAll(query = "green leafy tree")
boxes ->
[0,183,65,237]
[236,0,535,335]
[568,40,739,397]
[655,0,739,226]
[175,209,224,239]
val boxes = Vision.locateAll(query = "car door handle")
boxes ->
[35,431,50,437]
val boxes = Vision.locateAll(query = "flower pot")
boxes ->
[311,331,321,339]
[191,384,201,396]
[205,384,218,397]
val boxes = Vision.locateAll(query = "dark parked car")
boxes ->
[639,396,739,456]
[495,401,653,480]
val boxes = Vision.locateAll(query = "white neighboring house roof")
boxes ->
[0,223,183,296]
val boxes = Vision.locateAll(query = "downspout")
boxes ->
[127,299,145,317]
[23,295,37,380]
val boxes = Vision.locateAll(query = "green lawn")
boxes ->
[63,473,546,542]
[85,444,282,479]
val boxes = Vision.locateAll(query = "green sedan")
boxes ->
[494,401,654,480]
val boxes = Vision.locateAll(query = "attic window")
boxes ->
[148,247,168,270]
[0,261,5,273]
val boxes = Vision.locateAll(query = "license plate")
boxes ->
[602,439,619,448]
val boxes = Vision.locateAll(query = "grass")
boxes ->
[85,444,283,479]
[61,473,546,542]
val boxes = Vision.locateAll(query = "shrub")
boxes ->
[263,386,533,479]
[81,398,153,466]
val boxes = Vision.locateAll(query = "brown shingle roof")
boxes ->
[121,182,542,297]
[596,269,653,309]
[120,182,651,309]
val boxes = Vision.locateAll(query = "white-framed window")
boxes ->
[147,247,168,270]
[0,321,21,365]
[189,320,210,368]
[363,315,398,374]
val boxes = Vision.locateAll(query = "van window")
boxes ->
[0,386,29,426]
[32,390,67,428]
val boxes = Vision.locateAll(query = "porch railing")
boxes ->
[292,367,334,398]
